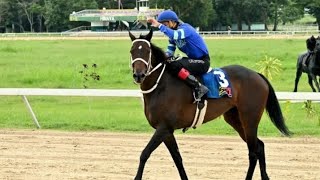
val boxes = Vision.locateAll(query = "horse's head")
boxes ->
[306,35,316,51]
[129,29,154,84]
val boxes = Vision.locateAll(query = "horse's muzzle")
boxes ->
[133,72,146,84]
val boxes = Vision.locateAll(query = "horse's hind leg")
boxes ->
[293,69,302,92]
[163,133,188,180]
[308,75,317,92]
[241,108,269,180]
[134,125,171,180]
[243,124,260,180]
[310,74,320,92]
[223,107,245,140]
[257,138,269,180]
[224,108,269,179]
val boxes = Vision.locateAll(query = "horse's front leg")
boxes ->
[134,124,171,180]
[293,69,302,92]
[164,133,188,180]
[308,75,317,92]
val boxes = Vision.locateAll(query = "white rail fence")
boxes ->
[1,88,319,128]
[1,30,320,38]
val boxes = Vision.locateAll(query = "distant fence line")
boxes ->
[0,88,320,128]
[1,30,320,38]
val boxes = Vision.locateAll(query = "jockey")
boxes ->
[303,35,316,67]
[147,10,210,102]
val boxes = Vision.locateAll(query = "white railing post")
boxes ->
[21,95,41,128]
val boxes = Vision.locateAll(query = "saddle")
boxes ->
[167,57,232,99]
[183,68,232,133]
[201,68,232,99]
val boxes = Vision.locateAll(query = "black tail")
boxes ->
[259,73,292,136]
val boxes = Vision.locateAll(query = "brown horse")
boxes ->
[128,29,291,180]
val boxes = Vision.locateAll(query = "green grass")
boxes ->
[0,38,319,137]
[0,38,311,90]
[0,40,134,88]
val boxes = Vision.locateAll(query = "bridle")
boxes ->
[130,39,166,94]
[131,39,153,73]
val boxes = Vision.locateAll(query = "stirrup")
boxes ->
[193,86,209,103]
[193,92,201,103]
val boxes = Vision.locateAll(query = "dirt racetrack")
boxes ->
[0,130,319,180]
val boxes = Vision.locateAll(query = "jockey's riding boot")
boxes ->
[185,74,209,101]
[177,68,208,102]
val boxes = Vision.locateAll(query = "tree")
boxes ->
[35,0,46,32]
[43,0,71,31]
[0,0,317,32]
[280,0,304,25]
[269,0,293,31]
[299,0,320,30]
[149,0,214,29]
[242,0,269,30]
[204,0,219,30]
[215,0,269,30]
[72,0,98,10]
[43,0,97,32]
[0,0,26,32]
[17,0,43,32]
[176,0,214,29]
[269,0,304,31]
[0,0,8,29]
[95,0,117,9]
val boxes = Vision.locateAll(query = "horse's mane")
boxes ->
[138,33,166,65]
[150,43,166,64]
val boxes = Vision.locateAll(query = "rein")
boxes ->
[140,63,166,94]
[131,39,166,94]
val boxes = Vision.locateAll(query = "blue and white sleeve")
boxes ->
[166,39,176,57]
[159,24,187,41]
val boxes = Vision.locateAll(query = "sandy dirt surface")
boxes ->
[0,130,319,180]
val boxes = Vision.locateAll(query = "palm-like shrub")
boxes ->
[255,55,282,80]
[302,100,316,118]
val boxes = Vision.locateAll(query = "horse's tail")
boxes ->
[258,73,292,136]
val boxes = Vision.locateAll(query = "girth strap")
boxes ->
[183,100,208,133]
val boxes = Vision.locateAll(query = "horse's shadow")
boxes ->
[293,35,320,92]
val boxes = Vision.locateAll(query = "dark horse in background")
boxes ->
[293,35,320,92]
[129,29,291,180]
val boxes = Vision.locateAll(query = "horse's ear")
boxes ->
[145,29,153,42]
[129,30,136,41]
[311,35,315,40]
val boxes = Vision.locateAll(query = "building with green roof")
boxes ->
[69,0,163,31]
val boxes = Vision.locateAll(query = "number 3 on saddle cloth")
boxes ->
[202,68,232,98]
[182,68,232,132]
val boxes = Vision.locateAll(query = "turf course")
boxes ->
[0,38,319,136]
